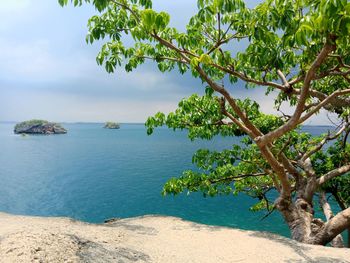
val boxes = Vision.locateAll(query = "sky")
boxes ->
[0,0,335,124]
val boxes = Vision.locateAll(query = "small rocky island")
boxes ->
[14,120,67,135]
[104,122,120,129]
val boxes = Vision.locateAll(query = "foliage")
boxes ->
[14,120,49,130]
[322,135,350,208]
[61,0,350,245]
[146,95,284,140]
[104,122,121,129]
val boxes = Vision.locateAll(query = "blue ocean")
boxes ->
[0,123,334,237]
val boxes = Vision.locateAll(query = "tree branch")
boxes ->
[127,14,292,199]
[277,69,290,89]
[256,39,336,146]
[138,55,188,64]
[313,206,350,246]
[208,172,268,184]
[301,124,348,162]
[111,0,140,22]
[211,63,285,90]
[219,98,255,137]
[329,54,350,69]
[297,89,350,124]
[319,191,345,247]
[317,164,350,186]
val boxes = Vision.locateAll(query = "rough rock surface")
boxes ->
[104,122,120,129]
[0,213,349,263]
[14,120,67,134]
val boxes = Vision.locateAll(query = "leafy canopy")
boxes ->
[60,0,350,215]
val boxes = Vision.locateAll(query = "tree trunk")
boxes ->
[276,197,314,243]
[276,195,350,246]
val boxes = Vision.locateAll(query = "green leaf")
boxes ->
[199,54,212,65]
[141,9,157,30]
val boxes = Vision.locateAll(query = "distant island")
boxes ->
[14,120,67,135]
[104,122,120,129]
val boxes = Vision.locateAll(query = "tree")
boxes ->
[60,0,350,246]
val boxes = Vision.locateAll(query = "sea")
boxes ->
[0,123,338,237]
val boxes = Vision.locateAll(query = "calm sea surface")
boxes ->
[0,123,332,237]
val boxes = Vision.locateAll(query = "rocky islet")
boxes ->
[14,120,67,135]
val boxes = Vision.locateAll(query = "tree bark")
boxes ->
[332,192,350,248]
[276,192,350,246]
[310,207,350,245]
[276,197,315,243]
[319,192,344,247]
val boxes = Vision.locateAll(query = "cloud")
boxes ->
[152,0,197,30]
[0,37,101,84]
[0,0,335,125]
[0,29,200,101]
[0,88,181,123]
[0,0,35,31]
[0,39,54,81]
[1,0,31,12]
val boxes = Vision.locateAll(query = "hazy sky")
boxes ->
[0,0,335,124]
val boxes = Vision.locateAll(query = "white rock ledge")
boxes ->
[0,212,349,263]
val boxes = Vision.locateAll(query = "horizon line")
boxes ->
[0,121,335,127]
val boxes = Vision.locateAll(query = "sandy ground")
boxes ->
[0,213,349,263]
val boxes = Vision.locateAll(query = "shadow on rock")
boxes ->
[70,235,151,263]
[250,232,349,263]
[104,220,158,236]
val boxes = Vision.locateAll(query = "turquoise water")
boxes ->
[0,123,332,237]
